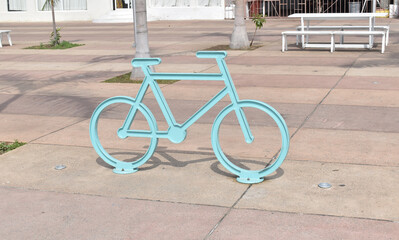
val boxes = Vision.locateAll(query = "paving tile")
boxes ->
[233,74,340,88]
[0,75,130,95]
[0,93,100,118]
[0,54,21,61]
[0,70,68,82]
[336,76,399,90]
[209,64,348,76]
[0,48,134,56]
[235,160,399,221]
[0,61,93,71]
[0,54,132,63]
[0,61,134,72]
[0,113,84,142]
[304,105,399,132]
[177,74,341,89]
[323,89,399,107]
[288,128,399,166]
[347,64,399,77]
[210,208,399,240]
[244,49,363,57]
[354,58,399,69]
[0,144,249,207]
[226,56,356,66]
[160,84,330,104]
[45,70,128,83]
[0,79,55,95]
[0,187,227,240]
[0,81,21,92]
[26,82,144,99]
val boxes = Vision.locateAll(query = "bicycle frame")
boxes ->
[117,52,254,144]
[90,51,290,183]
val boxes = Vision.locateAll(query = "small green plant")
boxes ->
[250,14,266,47]
[50,27,61,46]
[25,41,84,50]
[0,140,26,155]
[104,72,179,84]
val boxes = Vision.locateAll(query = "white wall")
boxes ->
[0,0,225,22]
[0,0,111,22]
[148,7,224,20]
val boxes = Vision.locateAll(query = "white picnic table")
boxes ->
[288,13,388,50]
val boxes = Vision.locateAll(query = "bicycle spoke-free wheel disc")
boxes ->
[90,96,158,174]
[212,100,289,184]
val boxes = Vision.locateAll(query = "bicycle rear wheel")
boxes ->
[211,100,289,184]
[90,96,158,174]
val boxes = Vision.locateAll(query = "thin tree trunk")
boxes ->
[131,0,151,79]
[230,0,249,49]
[51,0,57,45]
[250,28,257,46]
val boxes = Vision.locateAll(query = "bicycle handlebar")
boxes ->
[196,51,227,59]
[132,58,161,68]
[131,51,227,68]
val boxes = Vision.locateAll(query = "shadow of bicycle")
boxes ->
[95,146,285,181]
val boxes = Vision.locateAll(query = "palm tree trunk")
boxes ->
[230,0,249,49]
[131,0,151,79]
[51,0,57,45]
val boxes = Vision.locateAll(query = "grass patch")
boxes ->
[104,72,179,84]
[0,140,26,155]
[203,44,263,51]
[25,41,84,50]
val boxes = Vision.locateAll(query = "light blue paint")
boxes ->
[89,51,290,183]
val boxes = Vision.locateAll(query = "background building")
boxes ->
[0,0,391,22]
[0,0,225,22]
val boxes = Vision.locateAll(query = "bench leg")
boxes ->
[6,33,12,46]
[381,34,385,54]
[385,28,389,46]
[331,34,335,53]
[339,28,344,44]
[282,35,285,52]
[0,33,3,48]
[285,35,288,51]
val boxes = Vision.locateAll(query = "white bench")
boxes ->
[282,30,386,53]
[0,30,12,48]
[296,25,390,46]
[282,31,334,52]
[332,31,386,53]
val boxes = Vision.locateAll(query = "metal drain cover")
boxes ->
[318,182,332,189]
[55,165,66,170]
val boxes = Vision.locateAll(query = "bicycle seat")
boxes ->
[132,58,161,67]
[196,51,227,59]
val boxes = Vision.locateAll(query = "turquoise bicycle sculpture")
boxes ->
[90,51,289,184]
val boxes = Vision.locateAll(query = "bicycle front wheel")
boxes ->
[90,96,158,174]
[211,100,289,184]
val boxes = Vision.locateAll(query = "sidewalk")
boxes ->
[0,19,398,239]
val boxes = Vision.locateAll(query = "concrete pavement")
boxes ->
[0,18,398,239]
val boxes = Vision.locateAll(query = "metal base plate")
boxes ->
[113,168,138,174]
[237,176,264,184]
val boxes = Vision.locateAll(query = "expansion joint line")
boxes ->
[204,185,252,239]
[289,53,365,140]
[28,117,89,144]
